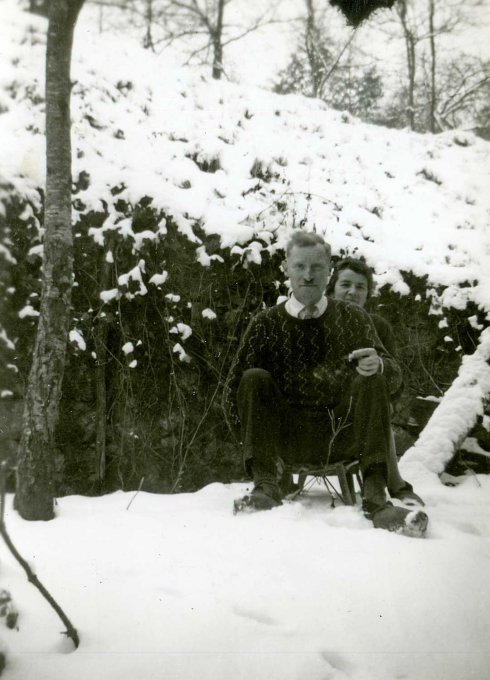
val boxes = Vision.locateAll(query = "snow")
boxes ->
[0,2,489,319]
[117,261,148,299]
[121,342,134,355]
[172,342,190,363]
[17,306,39,319]
[202,308,217,320]
[2,476,490,680]
[196,245,224,267]
[148,271,168,287]
[169,323,193,341]
[69,329,86,352]
[402,328,490,474]
[0,330,15,352]
[0,245,17,265]
[99,289,120,304]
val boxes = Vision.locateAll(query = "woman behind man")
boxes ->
[327,257,424,506]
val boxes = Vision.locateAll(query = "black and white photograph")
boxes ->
[0,0,489,678]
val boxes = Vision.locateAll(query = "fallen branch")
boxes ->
[126,476,145,510]
[0,463,79,649]
[401,328,490,475]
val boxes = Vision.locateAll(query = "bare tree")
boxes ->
[435,55,490,131]
[104,0,286,79]
[375,0,487,131]
[161,0,285,79]
[15,0,85,521]
[427,0,437,132]
[275,0,385,123]
[395,0,420,129]
[165,0,228,78]
[303,0,357,98]
[305,0,324,97]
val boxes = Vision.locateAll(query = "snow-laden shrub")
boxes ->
[1,183,486,494]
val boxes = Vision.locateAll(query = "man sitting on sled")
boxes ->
[222,231,428,537]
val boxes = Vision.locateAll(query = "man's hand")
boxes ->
[348,347,381,376]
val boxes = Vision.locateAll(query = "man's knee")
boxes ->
[352,372,389,393]
[241,367,272,382]
[238,368,274,394]
[237,369,279,408]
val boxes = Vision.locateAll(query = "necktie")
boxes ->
[299,304,317,319]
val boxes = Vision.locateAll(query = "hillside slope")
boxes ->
[1,2,489,313]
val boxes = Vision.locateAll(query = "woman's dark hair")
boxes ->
[326,257,375,298]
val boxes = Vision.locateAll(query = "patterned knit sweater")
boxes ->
[222,299,402,436]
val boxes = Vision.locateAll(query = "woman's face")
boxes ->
[332,268,369,308]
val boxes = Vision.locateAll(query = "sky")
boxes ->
[78,0,490,88]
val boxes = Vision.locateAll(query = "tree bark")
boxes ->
[15,0,85,521]
[305,0,321,97]
[211,0,225,79]
[428,0,437,132]
[94,244,113,486]
[398,0,417,130]
[144,0,155,50]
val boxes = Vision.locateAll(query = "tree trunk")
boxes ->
[94,320,108,485]
[143,0,155,50]
[212,0,225,79]
[15,0,85,521]
[398,1,417,130]
[428,0,437,132]
[407,33,416,129]
[305,0,320,97]
[94,243,113,486]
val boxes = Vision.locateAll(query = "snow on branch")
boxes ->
[401,327,490,474]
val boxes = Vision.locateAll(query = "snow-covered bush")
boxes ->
[1,183,482,493]
[46,194,286,493]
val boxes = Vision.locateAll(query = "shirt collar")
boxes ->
[285,294,328,318]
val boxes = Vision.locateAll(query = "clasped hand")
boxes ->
[349,347,381,376]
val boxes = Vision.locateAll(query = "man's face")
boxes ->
[332,268,369,308]
[285,244,331,306]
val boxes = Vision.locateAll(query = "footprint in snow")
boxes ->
[231,604,283,628]
[320,650,353,679]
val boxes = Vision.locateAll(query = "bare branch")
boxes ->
[0,463,80,648]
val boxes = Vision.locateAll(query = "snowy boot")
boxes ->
[233,464,283,514]
[233,481,283,514]
[390,482,425,507]
[371,503,428,538]
[362,468,428,538]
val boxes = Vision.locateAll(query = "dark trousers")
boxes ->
[237,368,391,480]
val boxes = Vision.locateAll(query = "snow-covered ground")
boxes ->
[1,471,490,680]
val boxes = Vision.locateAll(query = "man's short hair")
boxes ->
[326,257,375,298]
[285,231,332,259]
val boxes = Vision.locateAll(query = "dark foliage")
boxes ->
[329,0,396,27]
[0,190,487,495]
[27,0,50,17]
